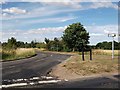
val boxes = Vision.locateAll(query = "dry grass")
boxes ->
[0,48,2,52]
[36,48,78,55]
[92,49,119,56]
[62,55,118,76]
[2,48,36,61]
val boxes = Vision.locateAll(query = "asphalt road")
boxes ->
[31,74,119,88]
[2,51,71,80]
[2,51,119,88]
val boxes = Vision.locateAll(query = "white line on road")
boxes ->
[38,80,61,84]
[41,76,53,79]
[2,83,28,88]
[32,77,40,80]
[2,80,61,88]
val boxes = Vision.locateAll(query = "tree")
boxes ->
[7,37,17,49]
[62,22,90,52]
[62,23,90,61]
[31,41,36,48]
[95,41,120,50]
[16,41,25,48]
[45,38,50,44]
[36,42,46,49]
[45,38,50,50]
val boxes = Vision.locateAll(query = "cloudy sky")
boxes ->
[0,0,119,45]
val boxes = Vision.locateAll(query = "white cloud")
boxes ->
[2,16,76,30]
[85,24,118,44]
[3,7,27,14]
[2,26,67,42]
[0,0,6,4]
[85,25,118,34]
[1,1,118,20]
[90,33,104,36]
[90,2,118,10]
[3,0,119,2]
[23,26,66,35]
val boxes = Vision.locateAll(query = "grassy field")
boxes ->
[2,48,36,61]
[79,49,119,56]
[62,54,118,76]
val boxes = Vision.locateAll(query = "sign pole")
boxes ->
[112,37,115,60]
[108,33,116,60]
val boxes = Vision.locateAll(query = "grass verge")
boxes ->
[62,55,118,76]
[2,48,36,61]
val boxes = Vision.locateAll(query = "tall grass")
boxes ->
[2,48,36,61]
[79,49,119,56]
[92,49,119,56]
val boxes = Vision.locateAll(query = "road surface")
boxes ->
[2,51,119,88]
[2,51,70,83]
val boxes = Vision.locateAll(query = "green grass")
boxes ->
[2,48,36,61]
[62,55,118,76]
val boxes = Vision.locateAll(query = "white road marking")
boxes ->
[29,82,35,85]
[2,76,61,87]
[38,80,61,84]
[2,80,61,88]
[2,83,28,88]
[32,77,40,80]
[46,76,53,79]
[16,79,24,81]
[41,76,53,79]
[23,79,27,81]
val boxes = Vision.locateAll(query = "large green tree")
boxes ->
[62,22,90,51]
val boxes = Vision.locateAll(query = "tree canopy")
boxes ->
[62,22,90,51]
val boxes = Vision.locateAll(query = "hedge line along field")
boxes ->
[2,48,36,61]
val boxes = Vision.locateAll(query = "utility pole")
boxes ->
[108,33,116,60]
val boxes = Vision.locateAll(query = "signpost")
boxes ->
[108,33,116,60]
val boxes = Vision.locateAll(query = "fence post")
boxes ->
[90,49,92,60]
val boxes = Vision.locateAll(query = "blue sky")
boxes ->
[0,1,119,45]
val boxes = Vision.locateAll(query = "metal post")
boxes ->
[108,33,116,60]
[112,37,114,59]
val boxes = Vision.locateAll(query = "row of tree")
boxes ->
[2,37,46,50]
[2,23,91,52]
[2,37,119,51]
[94,41,120,50]
[1,22,119,51]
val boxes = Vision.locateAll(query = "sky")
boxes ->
[0,0,119,45]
